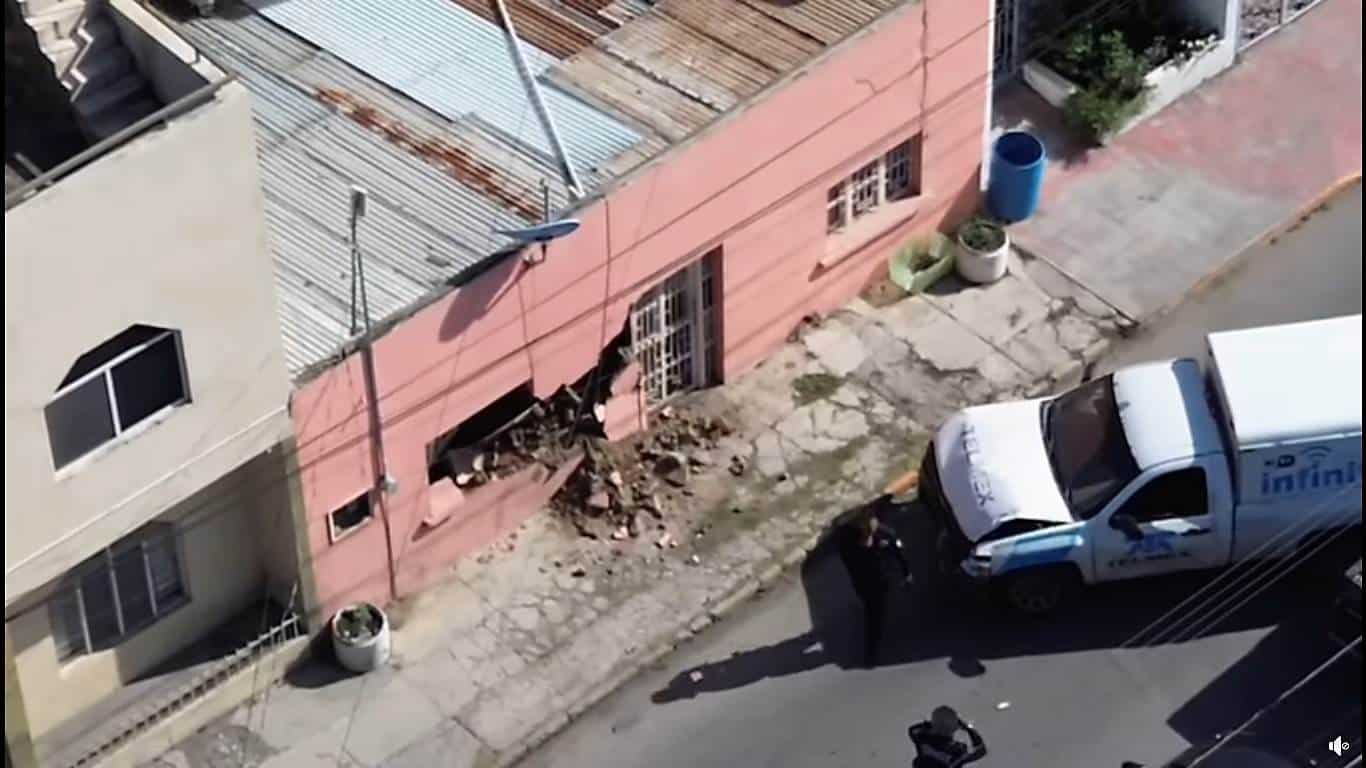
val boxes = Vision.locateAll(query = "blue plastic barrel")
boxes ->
[986,131,1047,223]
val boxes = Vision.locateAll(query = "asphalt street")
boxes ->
[520,184,1362,768]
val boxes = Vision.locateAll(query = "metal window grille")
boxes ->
[850,160,880,216]
[631,255,717,405]
[52,525,186,660]
[884,141,913,201]
[826,183,847,233]
[828,135,923,235]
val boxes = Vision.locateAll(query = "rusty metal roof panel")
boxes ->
[597,14,775,112]
[658,0,824,73]
[548,47,717,143]
[447,0,616,59]
[737,0,890,46]
[241,0,642,173]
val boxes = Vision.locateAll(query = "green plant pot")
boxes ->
[889,234,956,295]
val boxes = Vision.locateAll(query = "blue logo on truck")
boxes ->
[1259,446,1360,497]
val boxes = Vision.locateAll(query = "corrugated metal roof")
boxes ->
[154,0,912,378]
[242,0,641,172]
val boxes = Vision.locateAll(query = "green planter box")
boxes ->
[889,234,955,295]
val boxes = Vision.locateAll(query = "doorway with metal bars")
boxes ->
[629,250,720,406]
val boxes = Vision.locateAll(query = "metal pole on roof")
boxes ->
[492,0,586,201]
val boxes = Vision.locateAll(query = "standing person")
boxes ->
[837,496,913,668]
[908,705,988,768]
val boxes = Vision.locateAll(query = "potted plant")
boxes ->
[888,233,955,295]
[331,602,392,673]
[956,216,1009,284]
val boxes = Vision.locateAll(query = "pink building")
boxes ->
[172,0,993,620]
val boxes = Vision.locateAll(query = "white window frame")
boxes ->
[328,491,374,544]
[46,330,191,471]
[52,525,187,662]
[631,255,718,406]
[826,135,922,234]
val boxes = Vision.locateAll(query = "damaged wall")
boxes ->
[289,0,992,618]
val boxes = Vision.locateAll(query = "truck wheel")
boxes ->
[1001,568,1079,617]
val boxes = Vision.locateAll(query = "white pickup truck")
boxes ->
[918,315,1364,615]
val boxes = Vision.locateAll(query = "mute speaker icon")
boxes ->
[1329,735,1350,757]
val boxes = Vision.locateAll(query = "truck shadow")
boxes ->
[651,499,1335,704]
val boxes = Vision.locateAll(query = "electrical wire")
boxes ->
[1182,636,1361,767]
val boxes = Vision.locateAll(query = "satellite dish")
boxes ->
[495,218,581,244]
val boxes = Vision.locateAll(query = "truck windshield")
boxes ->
[1040,375,1141,521]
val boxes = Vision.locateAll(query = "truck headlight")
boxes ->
[960,551,992,580]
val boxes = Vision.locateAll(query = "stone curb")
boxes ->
[1145,172,1363,328]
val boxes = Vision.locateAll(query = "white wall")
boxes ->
[3,82,293,606]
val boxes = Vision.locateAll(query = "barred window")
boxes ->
[51,523,186,661]
[826,135,923,234]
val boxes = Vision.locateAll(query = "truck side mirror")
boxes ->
[1109,513,1143,541]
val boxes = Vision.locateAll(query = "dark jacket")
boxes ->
[908,720,987,768]
[838,517,912,592]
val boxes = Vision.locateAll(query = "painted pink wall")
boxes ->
[291,0,993,619]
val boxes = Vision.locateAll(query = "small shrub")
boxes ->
[1063,88,1148,144]
[336,604,382,643]
[959,217,1006,252]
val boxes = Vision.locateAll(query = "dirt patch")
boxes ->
[860,276,910,308]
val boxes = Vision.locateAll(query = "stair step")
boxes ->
[18,0,75,15]
[85,94,161,141]
[26,0,87,48]
[64,46,133,93]
[73,14,121,57]
[74,73,151,118]
[42,37,79,75]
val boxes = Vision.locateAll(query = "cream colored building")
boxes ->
[4,2,310,764]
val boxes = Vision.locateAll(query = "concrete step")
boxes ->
[66,46,135,97]
[18,0,79,15]
[26,0,87,49]
[73,72,149,118]
[85,93,161,141]
[72,14,121,57]
[41,37,79,75]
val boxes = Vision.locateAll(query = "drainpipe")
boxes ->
[349,187,399,603]
[492,0,585,200]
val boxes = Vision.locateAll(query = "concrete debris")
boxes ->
[548,400,735,540]
[688,554,701,566]
[656,532,675,549]
[728,455,748,476]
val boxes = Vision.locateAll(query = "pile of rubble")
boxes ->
[549,406,744,541]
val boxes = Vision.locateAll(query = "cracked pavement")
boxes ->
[146,251,1125,768]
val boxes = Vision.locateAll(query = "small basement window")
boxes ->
[427,382,537,484]
[328,492,373,543]
[45,325,189,470]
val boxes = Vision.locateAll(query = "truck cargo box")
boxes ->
[1207,316,1363,509]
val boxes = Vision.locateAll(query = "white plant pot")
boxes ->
[331,603,392,674]
[956,231,1010,284]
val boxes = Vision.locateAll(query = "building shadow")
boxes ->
[651,497,1315,704]
[991,81,1097,169]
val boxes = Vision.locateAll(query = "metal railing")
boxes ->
[64,609,304,768]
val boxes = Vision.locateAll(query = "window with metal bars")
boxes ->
[826,135,923,234]
[630,253,718,405]
[50,523,186,661]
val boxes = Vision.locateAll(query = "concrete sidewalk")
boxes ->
[996,0,1362,321]
[144,6,1360,765]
